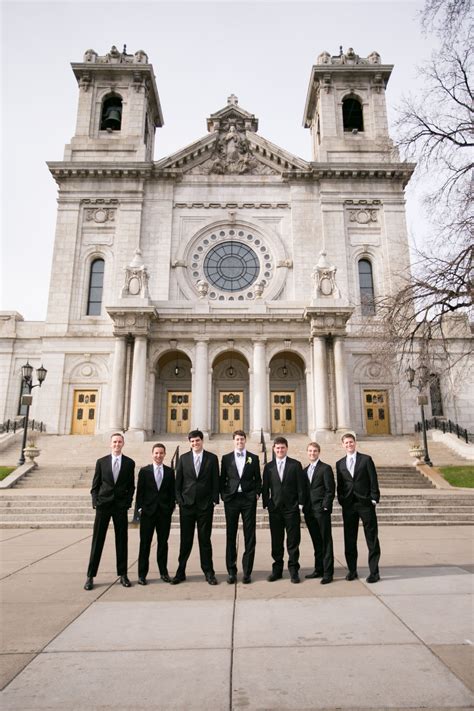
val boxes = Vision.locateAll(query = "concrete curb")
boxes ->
[0,462,37,490]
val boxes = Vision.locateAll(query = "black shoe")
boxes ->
[205,573,218,586]
[345,571,358,581]
[138,577,147,586]
[160,574,171,583]
[366,573,380,583]
[171,574,186,585]
[120,575,132,587]
[84,577,94,591]
[227,574,237,584]
[320,576,333,585]
[267,572,283,582]
[305,570,323,579]
[290,573,300,584]
[242,575,252,584]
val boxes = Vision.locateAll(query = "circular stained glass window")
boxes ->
[204,241,260,292]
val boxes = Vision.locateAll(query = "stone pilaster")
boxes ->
[251,339,269,438]
[109,336,127,431]
[192,339,209,435]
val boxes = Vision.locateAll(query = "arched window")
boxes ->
[358,259,375,315]
[343,97,364,132]
[100,95,122,131]
[87,259,105,315]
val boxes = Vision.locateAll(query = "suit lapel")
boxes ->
[311,460,321,487]
[353,453,361,478]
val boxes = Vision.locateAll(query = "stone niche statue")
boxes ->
[122,250,150,298]
[208,121,258,175]
[312,251,341,299]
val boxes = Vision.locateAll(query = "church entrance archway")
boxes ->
[269,352,307,434]
[154,351,192,434]
[212,351,249,434]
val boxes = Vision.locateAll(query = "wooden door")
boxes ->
[71,390,98,435]
[364,390,390,435]
[271,391,295,433]
[167,391,191,434]
[219,391,243,434]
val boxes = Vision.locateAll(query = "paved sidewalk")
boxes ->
[1,525,473,710]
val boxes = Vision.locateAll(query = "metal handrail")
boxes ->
[0,418,46,435]
[415,417,472,444]
[170,445,180,470]
[260,428,267,465]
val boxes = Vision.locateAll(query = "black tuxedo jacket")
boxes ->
[175,449,220,510]
[302,460,335,514]
[220,451,262,503]
[90,454,135,510]
[336,452,380,507]
[136,464,175,517]
[262,456,304,512]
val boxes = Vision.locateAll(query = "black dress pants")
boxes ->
[342,501,381,575]
[224,494,257,577]
[87,505,128,577]
[304,508,334,577]
[176,503,215,576]
[268,507,301,575]
[138,510,173,579]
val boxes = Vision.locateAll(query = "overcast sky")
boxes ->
[1,0,436,321]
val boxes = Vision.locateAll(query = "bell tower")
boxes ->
[64,45,163,162]
[303,47,395,162]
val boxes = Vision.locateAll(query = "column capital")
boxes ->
[107,306,157,337]
[304,307,354,337]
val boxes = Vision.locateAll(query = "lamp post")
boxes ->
[18,362,47,466]
[406,364,433,467]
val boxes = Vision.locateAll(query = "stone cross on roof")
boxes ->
[227,94,239,105]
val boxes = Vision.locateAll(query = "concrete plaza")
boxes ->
[1,524,473,710]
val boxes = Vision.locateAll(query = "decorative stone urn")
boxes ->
[23,443,40,464]
[409,444,424,460]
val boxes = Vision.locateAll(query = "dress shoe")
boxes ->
[227,574,237,584]
[205,573,218,586]
[84,577,94,591]
[267,572,283,582]
[305,570,323,579]
[320,576,333,585]
[138,577,147,586]
[242,575,252,584]
[345,571,358,581]
[366,573,380,583]
[290,573,300,584]
[160,574,171,583]
[120,575,132,587]
[171,574,186,585]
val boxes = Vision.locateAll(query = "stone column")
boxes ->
[109,336,127,431]
[251,339,269,438]
[192,339,209,434]
[333,336,351,432]
[312,336,331,435]
[128,335,147,438]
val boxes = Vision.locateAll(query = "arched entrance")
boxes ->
[212,351,249,434]
[269,351,307,434]
[154,351,192,434]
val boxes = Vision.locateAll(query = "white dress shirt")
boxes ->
[235,449,246,491]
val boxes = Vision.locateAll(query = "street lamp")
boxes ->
[406,364,433,467]
[18,362,47,466]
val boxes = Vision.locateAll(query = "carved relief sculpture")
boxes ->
[312,251,341,299]
[121,249,150,298]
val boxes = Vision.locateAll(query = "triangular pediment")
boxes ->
[154,130,310,178]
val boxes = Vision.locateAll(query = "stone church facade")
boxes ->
[1,45,471,440]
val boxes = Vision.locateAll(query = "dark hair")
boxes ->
[110,432,124,441]
[233,430,246,439]
[273,436,288,447]
[188,429,204,441]
[152,442,166,453]
[341,432,356,442]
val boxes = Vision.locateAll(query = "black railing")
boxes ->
[415,417,472,444]
[170,445,180,470]
[0,418,46,435]
[260,429,267,465]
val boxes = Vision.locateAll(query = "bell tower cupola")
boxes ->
[64,45,163,162]
[303,47,396,162]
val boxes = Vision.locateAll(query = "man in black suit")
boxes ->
[220,430,262,584]
[172,429,220,585]
[84,433,135,590]
[302,441,335,584]
[336,432,381,583]
[262,436,304,583]
[136,443,175,585]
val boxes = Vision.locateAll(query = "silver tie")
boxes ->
[195,457,201,476]
[113,458,120,483]
[278,460,284,481]
[308,464,314,483]
[155,466,163,490]
[349,456,355,477]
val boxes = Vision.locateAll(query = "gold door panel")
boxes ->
[271,391,295,434]
[167,392,191,434]
[219,391,243,434]
[71,390,98,435]
[364,390,390,435]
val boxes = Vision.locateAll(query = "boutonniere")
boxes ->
[246,456,252,464]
